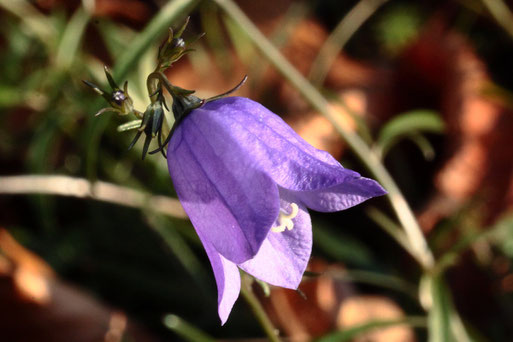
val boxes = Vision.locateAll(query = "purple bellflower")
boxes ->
[167,96,386,324]
[84,20,385,324]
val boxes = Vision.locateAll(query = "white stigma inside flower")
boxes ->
[271,203,299,233]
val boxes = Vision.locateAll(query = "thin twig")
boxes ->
[0,175,187,219]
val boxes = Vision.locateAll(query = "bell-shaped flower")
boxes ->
[167,96,386,324]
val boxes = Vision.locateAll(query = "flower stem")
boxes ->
[240,275,282,342]
[212,0,434,270]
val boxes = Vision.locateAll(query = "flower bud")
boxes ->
[82,66,134,116]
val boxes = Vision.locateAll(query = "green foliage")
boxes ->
[423,274,473,342]
[376,109,445,159]
[375,3,423,55]
[486,213,513,258]
[163,315,216,342]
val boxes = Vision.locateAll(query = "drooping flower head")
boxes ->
[84,19,386,325]
[167,96,386,324]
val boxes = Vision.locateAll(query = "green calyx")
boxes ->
[157,17,205,71]
[83,17,246,160]
[82,66,136,117]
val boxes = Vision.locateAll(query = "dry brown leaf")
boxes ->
[94,0,152,25]
[263,260,352,342]
[0,228,158,342]
[337,295,415,342]
[261,259,414,342]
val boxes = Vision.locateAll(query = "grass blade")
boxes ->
[376,110,444,158]
[163,314,215,342]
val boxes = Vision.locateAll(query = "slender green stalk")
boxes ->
[240,275,282,342]
[309,0,389,85]
[163,314,216,342]
[212,0,434,270]
[366,207,416,258]
[56,6,91,69]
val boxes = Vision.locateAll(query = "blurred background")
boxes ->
[1,0,513,341]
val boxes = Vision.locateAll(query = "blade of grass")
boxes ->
[55,6,91,69]
[406,133,437,161]
[427,274,452,342]
[375,109,444,159]
[425,273,472,342]
[163,314,216,342]
[366,206,412,252]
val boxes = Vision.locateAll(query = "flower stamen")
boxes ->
[271,203,299,233]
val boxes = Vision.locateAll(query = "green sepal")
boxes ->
[83,68,135,116]
[104,65,119,90]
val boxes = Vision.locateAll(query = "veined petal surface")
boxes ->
[240,189,312,289]
[196,97,361,192]
[294,176,387,212]
[168,117,280,264]
[197,231,240,325]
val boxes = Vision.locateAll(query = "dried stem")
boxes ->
[0,175,187,219]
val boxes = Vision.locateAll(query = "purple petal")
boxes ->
[293,176,387,212]
[239,189,312,289]
[168,113,281,264]
[197,231,241,325]
[198,97,362,192]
